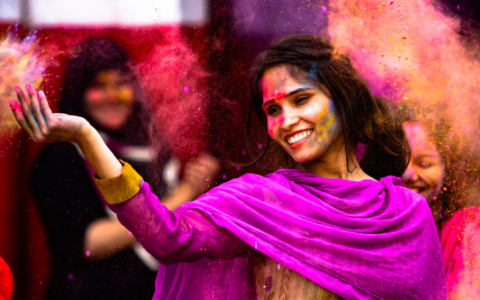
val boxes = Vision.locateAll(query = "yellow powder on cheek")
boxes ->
[118,87,134,104]
[314,110,337,144]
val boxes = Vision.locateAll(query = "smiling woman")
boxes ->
[399,109,480,299]
[261,66,341,165]
[402,122,445,205]
[83,69,135,131]
[10,34,446,299]
[250,35,410,181]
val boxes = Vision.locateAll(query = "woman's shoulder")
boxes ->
[229,170,298,186]
[218,172,280,189]
[380,175,424,198]
[442,207,480,232]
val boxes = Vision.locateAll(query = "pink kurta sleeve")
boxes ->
[94,162,251,265]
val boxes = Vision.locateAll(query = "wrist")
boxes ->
[73,121,95,146]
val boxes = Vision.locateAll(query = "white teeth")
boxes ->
[286,130,313,145]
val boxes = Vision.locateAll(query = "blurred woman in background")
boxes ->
[30,37,219,300]
[401,110,480,300]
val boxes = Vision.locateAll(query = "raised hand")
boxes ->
[10,84,122,179]
[183,154,221,196]
[9,84,87,143]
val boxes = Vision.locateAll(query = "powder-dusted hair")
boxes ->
[400,106,480,223]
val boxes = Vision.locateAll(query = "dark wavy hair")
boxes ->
[59,37,151,145]
[248,34,410,180]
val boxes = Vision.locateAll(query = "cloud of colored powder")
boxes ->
[0,36,46,138]
[139,29,209,160]
[328,0,480,150]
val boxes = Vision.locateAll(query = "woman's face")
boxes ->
[261,65,340,164]
[402,122,445,203]
[84,69,134,131]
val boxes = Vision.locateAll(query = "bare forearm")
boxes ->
[84,218,136,260]
[160,153,220,210]
[162,182,198,211]
[75,123,122,179]
[83,181,195,260]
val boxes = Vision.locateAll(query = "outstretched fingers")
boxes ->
[9,98,36,138]
[38,90,54,125]
[26,84,48,133]
[15,85,42,140]
[10,85,87,144]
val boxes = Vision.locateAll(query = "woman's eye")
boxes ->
[419,161,433,168]
[295,96,310,104]
[267,106,280,116]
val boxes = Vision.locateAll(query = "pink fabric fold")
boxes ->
[109,169,447,299]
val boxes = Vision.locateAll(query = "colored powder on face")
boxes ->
[311,101,339,147]
[274,91,288,101]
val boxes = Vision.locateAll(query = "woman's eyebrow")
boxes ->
[262,87,314,108]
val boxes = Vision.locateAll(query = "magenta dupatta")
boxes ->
[149,169,447,299]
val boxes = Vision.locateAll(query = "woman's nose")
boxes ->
[402,162,418,182]
[105,87,120,102]
[281,108,300,130]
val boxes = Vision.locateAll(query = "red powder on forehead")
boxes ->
[262,82,288,101]
[273,91,288,101]
[263,91,288,102]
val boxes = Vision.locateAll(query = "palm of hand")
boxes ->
[184,154,220,195]
[9,84,87,144]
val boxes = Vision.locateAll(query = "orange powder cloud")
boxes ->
[0,36,46,138]
[328,0,480,150]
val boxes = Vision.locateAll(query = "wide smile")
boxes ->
[405,184,428,195]
[285,129,313,149]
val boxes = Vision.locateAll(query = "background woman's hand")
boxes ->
[9,84,89,144]
[183,154,221,196]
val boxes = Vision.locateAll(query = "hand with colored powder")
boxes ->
[160,154,220,211]
[10,84,123,180]
[183,154,220,196]
[9,84,87,144]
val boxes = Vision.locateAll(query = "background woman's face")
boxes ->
[261,65,340,164]
[84,69,134,131]
[402,122,445,203]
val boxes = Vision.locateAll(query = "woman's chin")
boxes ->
[290,152,318,165]
[97,120,126,131]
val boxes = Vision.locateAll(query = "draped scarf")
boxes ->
[156,169,447,300]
